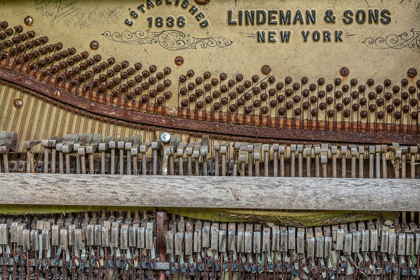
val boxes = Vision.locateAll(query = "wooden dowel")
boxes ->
[273,151,278,177]
[132,155,138,176]
[187,156,193,176]
[89,154,94,175]
[65,154,71,174]
[178,156,183,176]
[59,152,64,174]
[44,148,49,174]
[51,148,56,174]
[221,154,226,177]
[110,149,115,175]
[80,155,86,174]
[119,149,124,175]
[101,152,106,175]
[214,150,220,176]
[142,153,147,176]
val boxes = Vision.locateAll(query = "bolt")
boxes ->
[261,65,271,75]
[407,68,417,79]
[334,78,342,86]
[13,99,23,109]
[149,65,157,72]
[89,40,99,50]
[24,16,33,26]
[350,79,357,87]
[339,67,350,77]
[14,26,23,33]
[174,56,184,66]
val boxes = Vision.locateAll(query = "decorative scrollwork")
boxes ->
[102,30,233,51]
[363,29,420,51]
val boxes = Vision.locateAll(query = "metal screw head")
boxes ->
[90,41,99,50]
[350,79,358,86]
[213,102,221,110]
[261,65,271,75]
[339,67,350,77]
[174,56,184,66]
[326,84,333,91]
[186,70,194,78]
[24,16,33,26]
[309,84,317,91]
[367,78,375,86]
[261,106,269,114]
[164,92,172,99]
[407,68,417,79]
[196,101,204,109]
[13,99,23,109]
[160,132,171,144]
[334,78,342,86]
[163,67,171,75]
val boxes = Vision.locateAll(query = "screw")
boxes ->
[23,16,33,26]
[90,41,99,50]
[367,78,374,86]
[339,67,350,77]
[174,56,184,66]
[407,68,417,79]
[13,99,23,109]
[261,65,271,75]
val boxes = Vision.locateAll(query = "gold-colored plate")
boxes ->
[0,0,419,144]
[2,0,417,77]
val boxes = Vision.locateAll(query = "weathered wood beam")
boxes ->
[0,174,418,211]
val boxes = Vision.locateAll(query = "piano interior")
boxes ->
[0,0,419,278]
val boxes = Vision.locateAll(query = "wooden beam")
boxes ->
[0,174,419,211]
